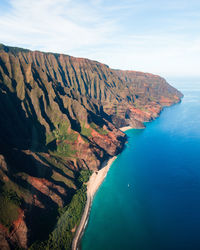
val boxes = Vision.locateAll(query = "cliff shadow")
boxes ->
[0,83,47,152]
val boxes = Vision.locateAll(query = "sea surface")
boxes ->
[81,78,200,250]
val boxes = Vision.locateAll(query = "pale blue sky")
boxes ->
[0,0,200,77]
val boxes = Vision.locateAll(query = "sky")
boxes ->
[0,0,200,77]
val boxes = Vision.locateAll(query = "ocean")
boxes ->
[81,78,200,250]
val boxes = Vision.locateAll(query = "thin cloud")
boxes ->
[0,0,200,77]
[0,0,117,51]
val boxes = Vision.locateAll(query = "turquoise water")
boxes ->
[81,79,200,250]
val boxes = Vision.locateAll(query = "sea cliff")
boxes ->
[0,44,183,249]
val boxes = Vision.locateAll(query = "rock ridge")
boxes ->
[0,44,183,249]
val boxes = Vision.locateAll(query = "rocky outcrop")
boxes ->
[0,44,183,248]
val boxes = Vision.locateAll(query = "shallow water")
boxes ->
[81,78,200,250]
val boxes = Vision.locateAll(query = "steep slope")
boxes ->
[0,44,183,249]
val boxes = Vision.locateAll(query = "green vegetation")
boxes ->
[0,42,182,250]
[46,121,78,157]
[0,190,21,228]
[1,189,21,206]
[81,123,92,137]
[30,185,88,250]
[78,169,93,184]
[42,154,74,177]
[42,154,75,188]
[30,170,92,249]
[55,142,76,157]
[81,122,108,137]
[90,122,108,135]
[54,122,77,141]
[2,180,31,202]
[46,121,77,145]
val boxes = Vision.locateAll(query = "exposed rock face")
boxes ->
[0,44,183,248]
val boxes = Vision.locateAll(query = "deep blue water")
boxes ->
[81,78,200,250]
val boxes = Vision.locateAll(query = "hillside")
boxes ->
[0,44,183,249]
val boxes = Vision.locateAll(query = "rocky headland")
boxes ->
[0,44,183,249]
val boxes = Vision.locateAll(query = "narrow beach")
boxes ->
[72,126,133,250]
[71,156,117,250]
[119,126,133,132]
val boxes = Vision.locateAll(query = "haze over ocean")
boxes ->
[81,78,200,250]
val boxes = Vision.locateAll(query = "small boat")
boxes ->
[128,184,130,187]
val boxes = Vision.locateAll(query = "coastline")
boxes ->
[119,126,133,132]
[71,156,117,250]
[72,126,133,250]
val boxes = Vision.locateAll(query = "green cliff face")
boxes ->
[0,44,183,249]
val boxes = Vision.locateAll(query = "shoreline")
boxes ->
[71,156,117,250]
[72,126,132,250]
[72,126,133,250]
[119,126,133,132]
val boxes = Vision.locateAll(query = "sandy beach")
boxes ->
[72,126,132,250]
[72,156,117,250]
[87,156,117,198]
[119,126,133,132]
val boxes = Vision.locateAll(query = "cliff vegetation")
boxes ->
[0,44,183,249]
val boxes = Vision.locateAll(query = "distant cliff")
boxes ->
[0,44,183,249]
